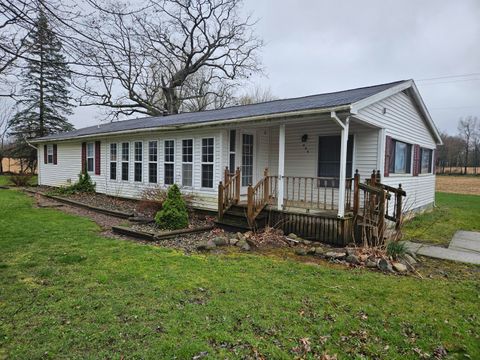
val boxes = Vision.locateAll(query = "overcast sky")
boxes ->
[71,0,480,134]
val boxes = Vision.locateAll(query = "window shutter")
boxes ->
[95,141,101,175]
[384,135,392,177]
[44,145,48,164]
[413,145,420,176]
[432,150,436,174]
[53,144,58,165]
[81,142,86,172]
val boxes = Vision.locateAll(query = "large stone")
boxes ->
[307,247,317,255]
[229,237,239,246]
[237,232,245,241]
[240,242,251,251]
[345,248,357,257]
[315,247,324,255]
[392,262,408,273]
[287,233,298,240]
[346,254,360,265]
[325,251,346,260]
[366,260,377,268]
[295,248,307,256]
[378,258,393,272]
[212,236,228,246]
[402,254,417,265]
[196,241,209,251]
[205,240,217,250]
[302,239,312,245]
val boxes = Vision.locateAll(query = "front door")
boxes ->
[317,135,354,186]
[241,132,255,190]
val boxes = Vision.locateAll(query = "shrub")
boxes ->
[8,174,33,187]
[386,241,406,260]
[155,184,189,230]
[48,170,96,196]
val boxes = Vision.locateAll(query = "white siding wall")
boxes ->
[358,90,438,211]
[38,142,82,187]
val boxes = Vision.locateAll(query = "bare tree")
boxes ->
[236,86,277,105]
[72,0,263,119]
[457,116,477,174]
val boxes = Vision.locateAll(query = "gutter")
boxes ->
[30,105,351,144]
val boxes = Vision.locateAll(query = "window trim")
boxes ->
[164,139,175,186]
[201,137,215,189]
[121,142,130,182]
[109,143,117,181]
[134,141,143,182]
[229,129,236,174]
[182,138,194,188]
[46,144,54,164]
[389,139,412,175]
[86,142,95,173]
[148,140,158,184]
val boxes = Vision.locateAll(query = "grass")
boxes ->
[403,192,480,246]
[0,174,37,187]
[0,190,479,359]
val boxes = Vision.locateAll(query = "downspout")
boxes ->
[330,111,350,218]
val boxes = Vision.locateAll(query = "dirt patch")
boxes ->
[436,176,480,195]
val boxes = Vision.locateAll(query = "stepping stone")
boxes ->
[449,231,480,253]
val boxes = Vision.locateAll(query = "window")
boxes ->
[229,130,236,173]
[420,148,433,174]
[110,143,117,180]
[390,140,412,174]
[148,141,158,183]
[164,140,175,185]
[241,134,253,186]
[121,142,129,181]
[87,143,94,172]
[182,139,193,187]
[201,138,214,188]
[134,141,143,182]
[47,145,54,164]
[317,135,353,187]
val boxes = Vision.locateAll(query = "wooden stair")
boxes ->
[215,203,268,232]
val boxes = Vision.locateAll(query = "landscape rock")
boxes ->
[212,236,228,246]
[325,251,346,260]
[205,240,217,250]
[237,232,245,241]
[295,248,308,256]
[405,249,419,261]
[244,231,254,239]
[240,242,251,251]
[307,247,316,255]
[366,260,377,268]
[302,239,312,245]
[392,262,407,273]
[196,241,209,251]
[402,254,417,265]
[229,237,239,246]
[378,258,393,272]
[346,254,360,265]
[287,233,298,240]
[346,247,357,256]
[315,247,324,255]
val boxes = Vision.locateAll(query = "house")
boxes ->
[32,79,442,244]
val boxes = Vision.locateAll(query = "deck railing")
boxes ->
[268,175,353,212]
[218,167,240,219]
[247,169,270,226]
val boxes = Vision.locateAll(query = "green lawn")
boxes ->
[403,192,480,246]
[1,190,479,359]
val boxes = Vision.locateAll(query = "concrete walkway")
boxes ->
[404,231,480,265]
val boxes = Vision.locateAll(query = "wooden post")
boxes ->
[224,166,229,182]
[376,170,381,183]
[247,184,254,224]
[235,167,241,204]
[370,170,376,187]
[353,169,360,215]
[218,181,224,219]
[378,188,386,242]
[337,117,350,218]
[277,124,285,210]
[264,168,269,203]
[395,183,403,230]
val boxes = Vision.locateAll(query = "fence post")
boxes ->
[224,167,229,182]
[235,167,241,204]
[247,184,254,224]
[218,181,224,219]
[376,169,381,183]
[378,188,386,243]
[395,183,403,230]
[353,169,360,215]
[264,168,269,204]
[370,170,376,187]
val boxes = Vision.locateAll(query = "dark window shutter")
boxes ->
[432,150,436,174]
[81,142,86,172]
[384,135,392,177]
[413,145,420,176]
[44,145,48,164]
[95,141,101,175]
[53,144,58,165]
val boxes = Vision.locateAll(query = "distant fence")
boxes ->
[436,166,479,175]
[1,158,37,174]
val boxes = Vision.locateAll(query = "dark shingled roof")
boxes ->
[36,80,407,141]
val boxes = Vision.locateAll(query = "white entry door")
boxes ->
[240,132,255,190]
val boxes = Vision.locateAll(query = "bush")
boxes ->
[155,184,189,230]
[386,241,406,260]
[8,174,33,187]
[48,171,96,196]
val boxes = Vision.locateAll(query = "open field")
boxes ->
[436,175,480,196]
[1,189,479,359]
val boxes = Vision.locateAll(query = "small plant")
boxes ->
[48,169,96,196]
[155,184,189,230]
[8,173,33,187]
[386,241,406,260]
